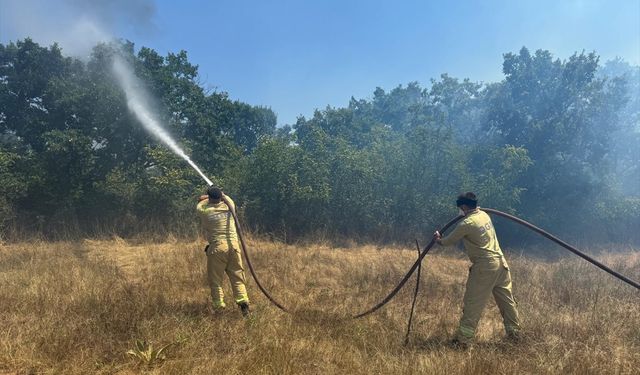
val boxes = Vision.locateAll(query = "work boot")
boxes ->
[238,302,250,317]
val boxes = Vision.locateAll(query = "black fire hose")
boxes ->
[353,214,466,318]
[481,208,640,290]
[224,202,639,320]
[223,196,289,312]
[404,240,423,345]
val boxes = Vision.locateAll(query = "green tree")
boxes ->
[486,47,628,230]
[598,59,640,196]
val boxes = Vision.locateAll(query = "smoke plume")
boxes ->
[1,0,157,57]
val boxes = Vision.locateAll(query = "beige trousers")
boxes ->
[206,239,249,308]
[456,257,521,341]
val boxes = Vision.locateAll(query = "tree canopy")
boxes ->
[1,40,637,245]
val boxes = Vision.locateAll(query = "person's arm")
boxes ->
[222,193,236,212]
[437,221,470,246]
[196,196,209,213]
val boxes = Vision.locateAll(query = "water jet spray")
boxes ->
[112,55,213,186]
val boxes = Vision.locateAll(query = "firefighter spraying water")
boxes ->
[197,186,251,316]
[110,52,252,315]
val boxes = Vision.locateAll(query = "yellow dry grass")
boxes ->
[0,238,638,374]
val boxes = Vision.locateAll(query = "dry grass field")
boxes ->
[0,238,638,374]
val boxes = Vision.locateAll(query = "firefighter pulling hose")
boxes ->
[353,197,640,320]
[433,192,521,347]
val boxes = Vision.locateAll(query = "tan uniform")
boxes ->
[197,197,248,308]
[440,208,521,341]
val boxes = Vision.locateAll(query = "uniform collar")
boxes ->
[465,208,480,216]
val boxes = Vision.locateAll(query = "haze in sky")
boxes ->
[1,0,639,125]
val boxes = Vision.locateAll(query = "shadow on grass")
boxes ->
[407,336,449,351]
[171,301,211,317]
[289,308,350,325]
[407,335,523,353]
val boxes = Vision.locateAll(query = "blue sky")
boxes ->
[1,0,639,126]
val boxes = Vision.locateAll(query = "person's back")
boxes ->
[447,209,504,263]
[197,196,238,245]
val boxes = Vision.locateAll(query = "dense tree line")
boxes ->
[1,39,638,245]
